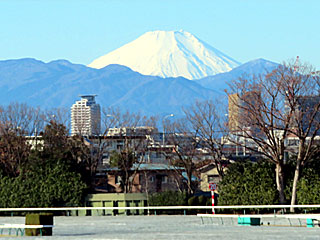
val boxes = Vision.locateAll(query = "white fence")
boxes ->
[0,204,320,212]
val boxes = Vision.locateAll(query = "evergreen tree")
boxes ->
[219,160,278,206]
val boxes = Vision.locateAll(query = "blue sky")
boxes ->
[1,0,319,68]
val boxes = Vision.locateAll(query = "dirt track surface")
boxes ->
[1,215,319,239]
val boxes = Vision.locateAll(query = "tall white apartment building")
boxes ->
[71,95,101,136]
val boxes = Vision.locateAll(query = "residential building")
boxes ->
[198,163,220,192]
[104,163,184,193]
[71,95,101,136]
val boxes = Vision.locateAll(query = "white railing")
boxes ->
[0,205,320,212]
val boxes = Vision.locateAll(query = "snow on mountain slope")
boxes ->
[88,30,241,80]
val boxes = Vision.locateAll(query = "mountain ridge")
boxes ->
[0,58,221,117]
[196,58,279,92]
[0,57,278,117]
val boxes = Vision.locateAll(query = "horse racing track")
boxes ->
[1,215,320,239]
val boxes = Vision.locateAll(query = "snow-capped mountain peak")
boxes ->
[88,30,241,80]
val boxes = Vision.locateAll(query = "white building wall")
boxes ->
[71,95,101,136]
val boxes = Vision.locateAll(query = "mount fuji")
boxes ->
[88,30,241,80]
[0,30,279,117]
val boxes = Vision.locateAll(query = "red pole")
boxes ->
[211,190,215,214]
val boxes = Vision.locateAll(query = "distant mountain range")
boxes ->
[196,58,279,93]
[88,30,240,80]
[0,30,280,117]
[0,58,278,117]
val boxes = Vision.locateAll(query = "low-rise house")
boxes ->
[198,163,221,192]
[102,163,185,194]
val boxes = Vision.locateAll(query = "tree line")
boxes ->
[0,59,319,210]
[0,109,88,207]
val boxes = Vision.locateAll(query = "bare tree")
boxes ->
[0,103,43,176]
[276,61,320,211]
[227,68,295,204]
[184,99,229,179]
[227,60,320,206]
[101,107,158,134]
[44,107,70,129]
[166,119,201,195]
[101,107,157,193]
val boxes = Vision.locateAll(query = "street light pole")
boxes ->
[162,114,174,147]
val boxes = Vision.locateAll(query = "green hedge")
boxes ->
[149,191,187,206]
[148,191,187,214]
[218,160,278,210]
[296,164,320,212]
[0,163,87,208]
